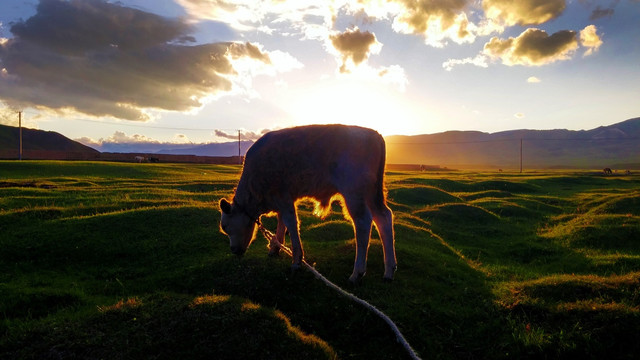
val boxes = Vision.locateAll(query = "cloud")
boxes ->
[76,130,200,152]
[375,65,409,91]
[483,0,566,26]
[80,130,197,146]
[0,0,297,121]
[514,112,525,118]
[443,55,489,71]
[329,28,381,73]
[0,106,17,125]
[589,5,615,21]
[527,76,541,83]
[176,0,485,49]
[176,0,335,36]
[483,28,578,66]
[580,24,602,56]
[76,131,163,149]
[104,131,161,144]
[390,0,477,46]
[324,27,406,89]
[215,128,270,141]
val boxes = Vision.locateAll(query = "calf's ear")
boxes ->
[219,198,232,214]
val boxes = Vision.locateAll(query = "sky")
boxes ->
[0,0,639,148]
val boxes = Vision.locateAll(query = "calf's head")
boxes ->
[219,198,257,256]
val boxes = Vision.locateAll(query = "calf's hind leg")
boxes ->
[345,196,373,283]
[371,202,396,280]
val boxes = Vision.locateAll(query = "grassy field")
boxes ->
[1,161,639,359]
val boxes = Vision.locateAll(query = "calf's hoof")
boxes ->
[383,265,397,282]
[348,271,365,284]
[268,248,281,257]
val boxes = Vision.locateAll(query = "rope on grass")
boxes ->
[257,221,421,360]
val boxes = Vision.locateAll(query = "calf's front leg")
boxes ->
[280,206,303,269]
[268,213,287,256]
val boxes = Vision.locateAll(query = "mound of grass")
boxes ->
[497,272,640,358]
[388,186,461,207]
[1,293,337,360]
[0,285,85,320]
[461,190,513,201]
[471,200,537,219]
[416,203,500,224]
[499,272,640,308]
[600,194,640,216]
[472,180,539,193]
[555,215,640,251]
[304,220,354,242]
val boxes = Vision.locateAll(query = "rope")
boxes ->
[257,221,422,360]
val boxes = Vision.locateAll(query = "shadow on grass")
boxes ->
[2,293,337,360]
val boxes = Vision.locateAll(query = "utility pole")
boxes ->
[18,111,23,161]
[519,138,523,173]
[238,130,242,164]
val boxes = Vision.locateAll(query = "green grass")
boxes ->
[1,161,640,359]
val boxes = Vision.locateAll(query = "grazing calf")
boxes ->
[219,124,396,282]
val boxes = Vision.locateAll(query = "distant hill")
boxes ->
[385,117,640,169]
[0,124,99,159]
[2,118,639,169]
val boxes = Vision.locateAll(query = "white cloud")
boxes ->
[580,25,603,57]
[391,1,477,47]
[214,128,271,141]
[443,54,489,71]
[527,76,541,83]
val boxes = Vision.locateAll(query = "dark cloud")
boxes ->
[10,0,194,54]
[0,0,272,120]
[590,5,615,20]
[329,28,379,73]
[483,0,566,26]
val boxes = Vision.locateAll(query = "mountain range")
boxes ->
[385,117,640,169]
[1,118,639,169]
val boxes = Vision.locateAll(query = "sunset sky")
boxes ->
[1,0,639,147]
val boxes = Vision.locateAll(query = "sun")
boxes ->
[286,77,423,136]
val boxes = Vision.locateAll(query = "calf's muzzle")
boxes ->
[230,245,246,256]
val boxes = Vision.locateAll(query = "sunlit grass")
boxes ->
[1,161,639,359]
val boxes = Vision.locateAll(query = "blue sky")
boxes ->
[0,0,639,148]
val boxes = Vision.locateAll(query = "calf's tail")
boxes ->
[375,134,388,207]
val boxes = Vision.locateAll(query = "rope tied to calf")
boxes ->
[256,220,421,360]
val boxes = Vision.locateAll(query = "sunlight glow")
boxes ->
[286,77,424,136]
